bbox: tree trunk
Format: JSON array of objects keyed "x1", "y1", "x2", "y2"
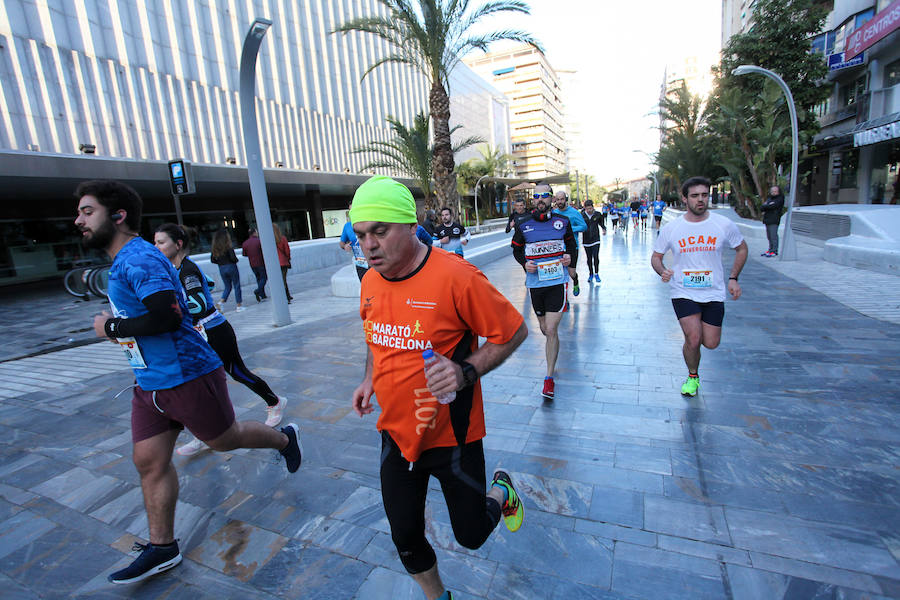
[{"x1": 430, "y1": 80, "x2": 458, "y2": 211}]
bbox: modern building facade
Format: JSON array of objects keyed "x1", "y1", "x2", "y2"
[
  {"x1": 721, "y1": 0, "x2": 899, "y2": 206},
  {"x1": 807, "y1": 0, "x2": 900, "y2": 205},
  {"x1": 464, "y1": 44, "x2": 567, "y2": 180},
  {"x1": 0, "y1": 0, "x2": 509, "y2": 285},
  {"x1": 556, "y1": 68, "x2": 588, "y2": 184}
]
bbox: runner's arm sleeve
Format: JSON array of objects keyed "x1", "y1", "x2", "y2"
[
  {"x1": 564, "y1": 224, "x2": 577, "y2": 257},
  {"x1": 104, "y1": 290, "x2": 184, "y2": 337},
  {"x1": 571, "y1": 211, "x2": 587, "y2": 233},
  {"x1": 510, "y1": 227, "x2": 526, "y2": 267}
]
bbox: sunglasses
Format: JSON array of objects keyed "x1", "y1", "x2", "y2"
[{"x1": 533, "y1": 192, "x2": 552, "y2": 199}]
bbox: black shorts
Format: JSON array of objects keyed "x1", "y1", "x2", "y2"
[
  {"x1": 654, "y1": 215, "x2": 662, "y2": 223},
  {"x1": 671, "y1": 298, "x2": 725, "y2": 327},
  {"x1": 530, "y1": 284, "x2": 566, "y2": 316}
]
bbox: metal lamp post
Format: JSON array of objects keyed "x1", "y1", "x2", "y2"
[
  {"x1": 474, "y1": 174, "x2": 490, "y2": 233},
  {"x1": 732, "y1": 65, "x2": 798, "y2": 261},
  {"x1": 240, "y1": 18, "x2": 291, "y2": 326}
]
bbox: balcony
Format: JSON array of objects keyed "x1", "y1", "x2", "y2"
[{"x1": 865, "y1": 84, "x2": 900, "y2": 120}]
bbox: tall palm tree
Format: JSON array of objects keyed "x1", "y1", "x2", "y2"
[
  {"x1": 353, "y1": 111, "x2": 482, "y2": 205},
  {"x1": 334, "y1": 0, "x2": 540, "y2": 208}
]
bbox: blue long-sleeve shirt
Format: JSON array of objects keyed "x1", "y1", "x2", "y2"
[{"x1": 552, "y1": 206, "x2": 586, "y2": 247}]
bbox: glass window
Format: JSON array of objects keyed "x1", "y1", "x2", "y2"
[
  {"x1": 885, "y1": 58, "x2": 900, "y2": 88},
  {"x1": 855, "y1": 8, "x2": 875, "y2": 28},
  {"x1": 840, "y1": 149, "x2": 859, "y2": 189}
]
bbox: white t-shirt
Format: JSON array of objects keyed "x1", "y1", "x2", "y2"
[{"x1": 653, "y1": 212, "x2": 744, "y2": 302}]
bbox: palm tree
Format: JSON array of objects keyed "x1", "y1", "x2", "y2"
[
  {"x1": 334, "y1": 0, "x2": 540, "y2": 208},
  {"x1": 353, "y1": 111, "x2": 482, "y2": 205}
]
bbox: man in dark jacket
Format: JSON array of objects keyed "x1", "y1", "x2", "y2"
[
  {"x1": 241, "y1": 228, "x2": 267, "y2": 300},
  {"x1": 760, "y1": 186, "x2": 785, "y2": 257}
]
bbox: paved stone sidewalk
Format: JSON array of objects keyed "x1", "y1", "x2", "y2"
[{"x1": 0, "y1": 229, "x2": 898, "y2": 599}]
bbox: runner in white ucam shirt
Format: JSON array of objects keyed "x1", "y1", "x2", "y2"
[{"x1": 651, "y1": 176, "x2": 748, "y2": 397}]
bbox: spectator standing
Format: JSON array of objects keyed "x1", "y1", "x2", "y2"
[
  {"x1": 274, "y1": 224, "x2": 293, "y2": 302},
  {"x1": 241, "y1": 228, "x2": 267, "y2": 302},
  {"x1": 760, "y1": 185, "x2": 785, "y2": 257},
  {"x1": 210, "y1": 228, "x2": 244, "y2": 312}
]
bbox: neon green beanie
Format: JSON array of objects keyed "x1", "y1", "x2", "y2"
[{"x1": 349, "y1": 176, "x2": 417, "y2": 224}]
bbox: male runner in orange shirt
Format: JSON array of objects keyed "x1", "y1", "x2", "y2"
[{"x1": 350, "y1": 176, "x2": 528, "y2": 600}]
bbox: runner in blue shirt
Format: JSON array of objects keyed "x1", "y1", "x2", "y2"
[
  {"x1": 639, "y1": 202, "x2": 649, "y2": 230},
  {"x1": 340, "y1": 209, "x2": 369, "y2": 281},
  {"x1": 552, "y1": 191, "x2": 587, "y2": 296},
  {"x1": 653, "y1": 194, "x2": 667, "y2": 234},
  {"x1": 75, "y1": 180, "x2": 303, "y2": 586}
]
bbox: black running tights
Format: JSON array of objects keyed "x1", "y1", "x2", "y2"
[
  {"x1": 585, "y1": 244, "x2": 600, "y2": 276},
  {"x1": 380, "y1": 432, "x2": 501, "y2": 574},
  {"x1": 204, "y1": 321, "x2": 279, "y2": 406}
]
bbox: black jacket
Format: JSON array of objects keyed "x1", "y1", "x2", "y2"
[
  {"x1": 581, "y1": 210, "x2": 605, "y2": 245},
  {"x1": 761, "y1": 194, "x2": 785, "y2": 225}
]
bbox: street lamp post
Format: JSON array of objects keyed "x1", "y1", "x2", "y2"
[
  {"x1": 240, "y1": 18, "x2": 290, "y2": 326},
  {"x1": 732, "y1": 65, "x2": 798, "y2": 261},
  {"x1": 474, "y1": 174, "x2": 490, "y2": 233}
]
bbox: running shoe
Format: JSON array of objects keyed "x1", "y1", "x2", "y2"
[
  {"x1": 176, "y1": 437, "x2": 207, "y2": 456},
  {"x1": 541, "y1": 377, "x2": 554, "y2": 400},
  {"x1": 108, "y1": 541, "x2": 182, "y2": 584},
  {"x1": 573, "y1": 283, "x2": 580, "y2": 296},
  {"x1": 760, "y1": 251, "x2": 769, "y2": 256},
  {"x1": 681, "y1": 375, "x2": 700, "y2": 397},
  {"x1": 254, "y1": 290, "x2": 261, "y2": 303},
  {"x1": 280, "y1": 423, "x2": 303, "y2": 473},
  {"x1": 266, "y1": 396, "x2": 287, "y2": 427},
  {"x1": 235, "y1": 306, "x2": 246, "y2": 312},
  {"x1": 492, "y1": 470, "x2": 524, "y2": 532}
]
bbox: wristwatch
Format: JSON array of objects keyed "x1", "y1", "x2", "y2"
[{"x1": 459, "y1": 361, "x2": 478, "y2": 387}]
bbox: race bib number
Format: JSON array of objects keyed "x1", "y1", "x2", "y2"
[
  {"x1": 525, "y1": 239, "x2": 564, "y2": 258},
  {"x1": 117, "y1": 337, "x2": 147, "y2": 369},
  {"x1": 193, "y1": 324, "x2": 208, "y2": 341},
  {"x1": 683, "y1": 270, "x2": 713, "y2": 288},
  {"x1": 538, "y1": 259, "x2": 564, "y2": 281},
  {"x1": 352, "y1": 246, "x2": 368, "y2": 268}
]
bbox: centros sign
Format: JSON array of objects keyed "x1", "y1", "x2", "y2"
[{"x1": 845, "y1": 0, "x2": 900, "y2": 60}]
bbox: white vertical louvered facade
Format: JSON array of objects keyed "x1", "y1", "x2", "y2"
[{"x1": 0, "y1": 0, "x2": 508, "y2": 172}]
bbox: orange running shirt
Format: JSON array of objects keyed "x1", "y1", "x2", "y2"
[{"x1": 360, "y1": 247, "x2": 524, "y2": 462}]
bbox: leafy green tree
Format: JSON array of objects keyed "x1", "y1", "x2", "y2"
[
  {"x1": 655, "y1": 82, "x2": 724, "y2": 192},
  {"x1": 352, "y1": 111, "x2": 481, "y2": 206},
  {"x1": 456, "y1": 144, "x2": 514, "y2": 218},
  {"x1": 334, "y1": 0, "x2": 540, "y2": 209}
]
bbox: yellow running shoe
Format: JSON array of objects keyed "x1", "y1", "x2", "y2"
[
  {"x1": 681, "y1": 375, "x2": 700, "y2": 397},
  {"x1": 492, "y1": 470, "x2": 524, "y2": 532}
]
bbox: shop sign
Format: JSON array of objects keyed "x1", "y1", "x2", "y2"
[
  {"x1": 827, "y1": 51, "x2": 865, "y2": 71},
  {"x1": 845, "y1": 0, "x2": 900, "y2": 60},
  {"x1": 853, "y1": 120, "x2": 900, "y2": 147}
]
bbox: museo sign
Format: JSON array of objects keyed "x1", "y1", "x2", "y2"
[
  {"x1": 853, "y1": 120, "x2": 900, "y2": 147},
  {"x1": 845, "y1": 0, "x2": 900, "y2": 60}
]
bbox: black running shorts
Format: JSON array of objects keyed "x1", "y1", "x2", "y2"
[
  {"x1": 671, "y1": 298, "x2": 725, "y2": 327},
  {"x1": 530, "y1": 284, "x2": 566, "y2": 316}
]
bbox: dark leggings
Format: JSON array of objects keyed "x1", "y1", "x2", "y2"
[
  {"x1": 380, "y1": 432, "x2": 501, "y2": 574},
  {"x1": 280, "y1": 266, "x2": 291, "y2": 299},
  {"x1": 204, "y1": 321, "x2": 278, "y2": 407},
  {"x1": 584, "y1": 244, "x2": 600, "y2": 275}
]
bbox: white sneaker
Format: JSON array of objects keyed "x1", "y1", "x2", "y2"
[
  {"x1": 176, "y1": 437, "x2": 208, "y2": 456},
  {"x1": 215, "y1": 301, "x2": 225, "y2": 312},
  {"x1": 235, "y1": 306, "x2": 246, "y2": 313},
  {"x1": 265, "y1": 396, "x2": 287, "y2": 427}
]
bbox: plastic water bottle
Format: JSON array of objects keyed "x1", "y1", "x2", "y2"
[{"x1": 422, "y1": 349, "x2": 455, "y2": 404}]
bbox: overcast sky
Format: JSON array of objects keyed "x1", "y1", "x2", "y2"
[{"x1": 477, "y1": 0, "x2": 722, "y2": 185}]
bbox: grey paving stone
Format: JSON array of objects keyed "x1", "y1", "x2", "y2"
[
  {"x1": 727, "y1": 507, "x2": 900, "y2": 578},
  {"x1": 611, "y1": 541, "x2": 727, "y2": 600},
  {"x1": 2, "y1": 230, "x2": 900, "y2": 598}
]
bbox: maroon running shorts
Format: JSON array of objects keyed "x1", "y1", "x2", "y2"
[{"x1": 131, "y1": 367, "x2": 235, "y2": 443}]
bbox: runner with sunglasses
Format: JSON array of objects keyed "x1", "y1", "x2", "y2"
[{"x1": 511, "y1": 182, "x2": 577, "y2": 400}]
